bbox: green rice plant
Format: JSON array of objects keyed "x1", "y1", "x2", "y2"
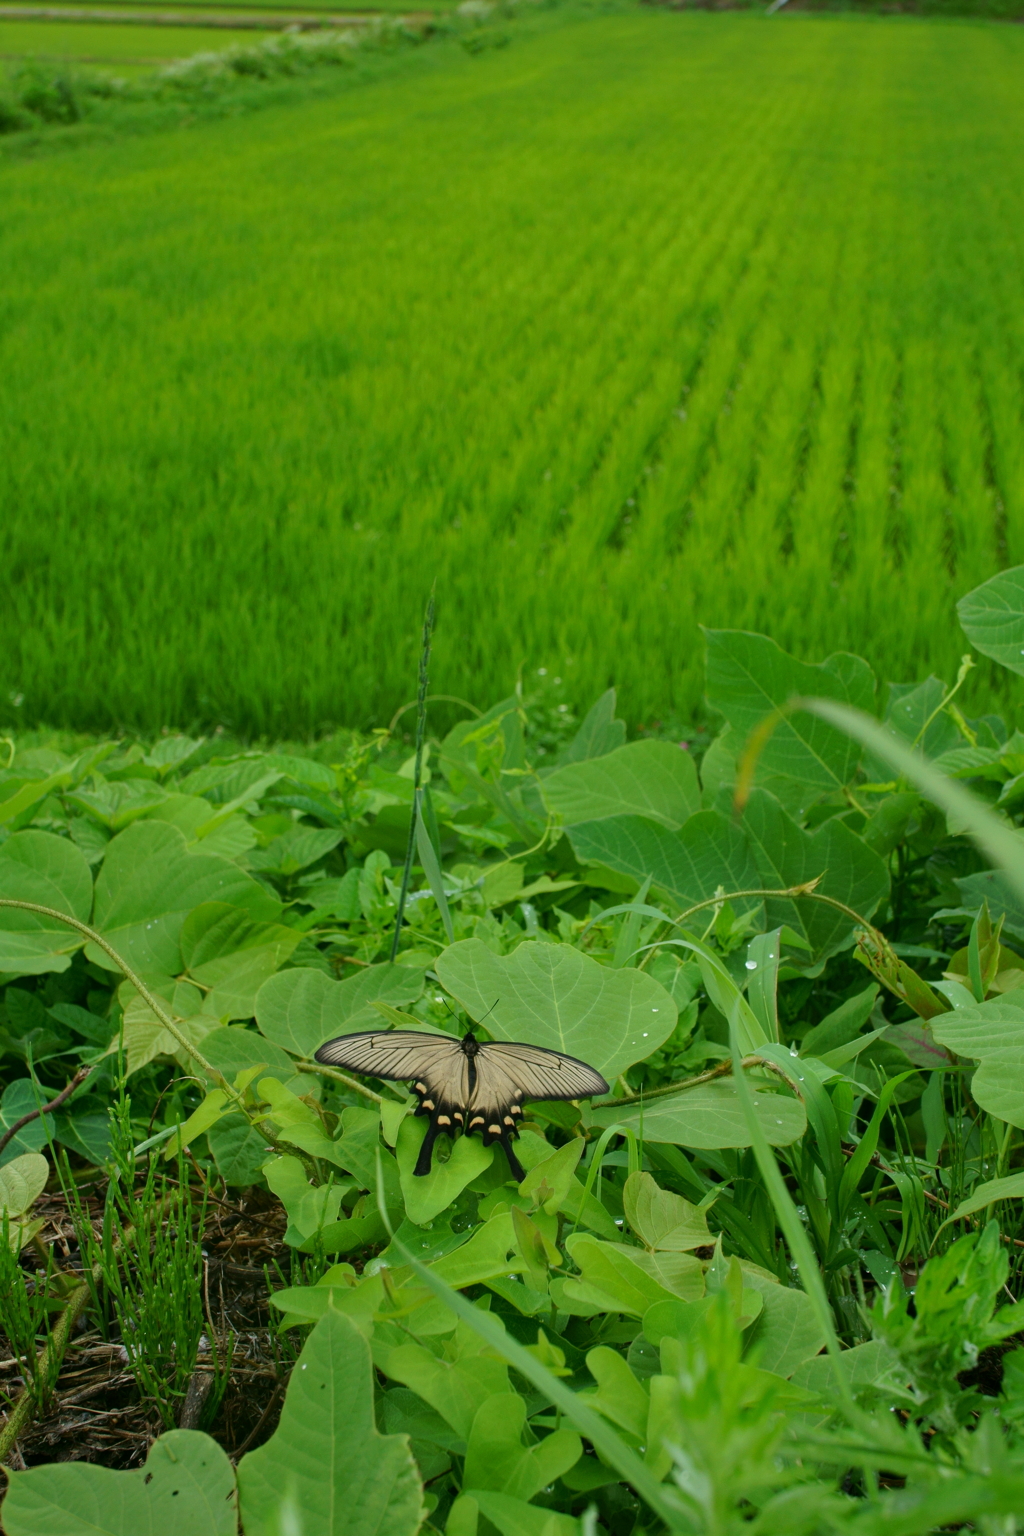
[{"x1": 2, "y1": 8, "x2": 1024, "y2": 731}]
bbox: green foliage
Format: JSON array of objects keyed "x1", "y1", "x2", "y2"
[
  {"x1": 8, "y1": 569, "x2": 1024, "y2": 1531},
  {"x1": 236, "y1": 1312, "x2": 424, "y2": 1536},
  {"x1": 0, "y1": 1430, "x2": 237, "y2": 1535}
]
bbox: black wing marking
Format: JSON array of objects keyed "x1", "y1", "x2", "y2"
[
  {"x1": 313, "y1": 1030, "x2": 607, "y2": 1184},
  {"x1": 463, "y1": 1043, "x2": 609, "y2": 1184},
  {"x1": 314, "y1": 1029, "x2": 475, "y2": 1176}
]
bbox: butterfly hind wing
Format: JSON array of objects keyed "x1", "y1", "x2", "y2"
[{"x1": 465, "y1": 1043, "x2": 608, "y2": 1183}]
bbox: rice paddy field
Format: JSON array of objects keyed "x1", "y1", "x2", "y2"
[{"x1": 3, "y1": 4, "x2": 1024, "y2": 735}]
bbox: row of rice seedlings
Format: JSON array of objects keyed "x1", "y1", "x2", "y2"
[{"x1": 3, "y1": 12, "x2": 1024, "y2": 730}]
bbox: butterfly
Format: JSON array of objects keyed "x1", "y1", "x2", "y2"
[{"x1": 314, "y1": 1028, "x2": 609, "y2": 1181}]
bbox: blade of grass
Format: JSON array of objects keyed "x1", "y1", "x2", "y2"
[{"x1": 796, "y1": 697, "x2": 1024, "y2": 900}]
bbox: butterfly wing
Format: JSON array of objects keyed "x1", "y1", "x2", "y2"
[
  {"x1": 477, "y1": 1042, "x2": 609, "y2": 1103},
  {"x1": 464, "y1": 1042, "x2": 610, "y2": 1182},
  {"x1": 313, "y1": 1030, "x2": 472, "y2": 1177}
]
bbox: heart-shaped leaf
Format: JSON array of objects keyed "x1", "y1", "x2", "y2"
[
  {"x1": 255, "y1": 964, "x2": 424, "y2": 1058},
  {"x1": 622, "y1": 1171, "x2": 711, "y2": 1251},
  {"x1": 435, "y1": 939, "x2": 675, "y2": 1080},
  {"x1": 237, "y1": 1310, "x2": 423, "y2": 1536},
  {"x1": 930, "y1": 997, "x2": 1024, "y2": 1126},
  {"x1": 741, "y1": 790, "x2": 889, "y2": 960},
  {"x1": 0, "y1": 830, "x2": 92, "y2": 979},
  {"x1": 0, "y1": 1152, "x2": 49, "y2": 1218},
  {"x1": 568, "y1": 810, "x2": 761, "y2": 917},
  {"x1": 540, "y1": 741, "x2": 699, "y2": 830},
  {"x1": 91, "y1": 821, "x2": 279, "y2": 977},
  {"x1": 958, "y1": 564, "x2": 1024, "y2": 676},
  {"x1": 0, "y1": 1429, "x2": 236, "y2": 1535},
  {"x1": 705, "y1": 629, "x2": 875, "y2": 792},
  {"x1": 395, "y1": 1114, "x2": 494, "y2": 1226}
]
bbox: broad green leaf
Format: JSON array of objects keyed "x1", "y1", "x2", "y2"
[
  {"x1": 939, "y1": 1171, "x2": 1024, "y2": 1233},
  {"x1": 66, "y1": 779, "x2": 170, "y2": 832},
  {"x1": 541, "y1": 740, "x2": 699, "y2": 831},
  {"x1": 463, "y1": 1393, "x2": 581, "y2": 1499},
  {"x1": 930, "y1": 998, "x2": 1024, "y2": 1126},
  {"x1": 90, "y1": 821, "x2": 279, "y2": 976},
  {"x1": 0, "y1": 1429, "x2": 236, "y2": 1536},
  {"x1": 622, "y1": 1171, "x2": 711, "y2": 1251},
  {"x1": 567, "y1": 810, "x2": 761, "y2": 917},
  {"x1": 202, "y1": 1024, "x2": 307, "y2": 1090},
  {"x1": 958, "y1": 564, "x2": 1024, "y2": 676},
  {"x1": 53, "y1": 1111, "x2": 112, "y2": 1168},
  {"x1": 268, "y1": 1270, "x2": 361, "y2": 1323},
  {"x1": 642, "y1": 1292, "x2": 762, "y2": 1346},
  {"x1": 705, "y1": 629, "x2": 875, "y2": 791},
  {"x1": 590, "y1": 1077, "x2": 806, "y2": 1149},
  {"x1": 469, "y1": 1492, "x2": 579, "y2": 1536},
  {"x1": 435, "y1": 939, "x2": 675, "y2": 1080},
  {"x1": 866, "y1": 678, "x2": 961, "y2": 772},
  {"x1": 559, "y1": 688, "x2": 626, "y2": 764},
  {"x1": 257, "y1": 1079, "x2": 352, "y2": 1170},
  {"x1": 518, "y1": 1138, "x2": 583, "y2": 1214},
  {"x1": 180, "y1": 902, "x2": 302, "y2": 1021},
  {"x1": 425, "y1": 1214, "x2": 517, "y2": 1289},
  {"x1": 790, "y1": 1340, "x2": 909, "y2": 1403},
  {"x1": 0, "y1": 1151, "x2": 48, "y2": 1216},
  {"x1": 237, "y1": 1311, "x2": 423, "y2": 1536},
  {"x1": 0, "y1": 830, "x2": 92, "y2": 977},
  {"x1": 0, "y1": 767, "x2": 75, "y2": 828},
  {"x1": 585, "y1": 1345, "x2": 649, "y2": 1437},
  {"x1": 383, "y1": 1340, "x2": 512, "y2": 1439},
  {"x1": 741, "y1": 789, "x2": 889, "y2": 959},
  {"x1": 335, "y1": 1105, "x2": 386, "y2": 1189},
  {"x1": 255, "y1": 963, "x2": 423, "y2": 1058},
  {"x1": 561, "y1": 1234, "x2": 680, "y2": 1317},
  {"x1": 263, "y1": 1152, "x2": 346, "y2": 1241},
  {"x1": 740, "y1": 1272, "x2": 827, "y2": 1378},
  {"x1": 258, "y1": 752, "x2": 339, "y2": 794},
  {"x1": 396, "y1": 1114, "x2": 494, "y2": 1226},
  {"x1": 956, "y1": 869, "x2": 1024, "y2": 941},
  {"x1": 247, "y1": 825, "x2": 344, "y2": 877},
  {"x1": 0, "y1": 1080, "x2": 55, "y2": 1166},
  {"x1": 207, "y1": 1115, "x2": 270, "y2": 1186},
  {"x1": 613, "y1": 1245, "x2": 704, "y2": 1300},
  {"x1": 113, "y1": 1011, "x2": 219, "y2": 1079},
  {"x1": 143, "y1": 734, "x2": 205, "y2": 775}
]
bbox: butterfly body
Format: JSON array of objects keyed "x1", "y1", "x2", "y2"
[{"x1": 313, "y1": 1028, "x2": 608, "y2": 1181}]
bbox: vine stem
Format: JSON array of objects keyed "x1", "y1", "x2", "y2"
[
  {"x1": 0, "y1": 900, "x2": 272, "y2": 1143},
  {"x1": 0, "y1": 1066, "x2": 93, "y2": 1159},
  {"x1": 670, "y1": 881, "x2": 877, "y2": 934}
]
